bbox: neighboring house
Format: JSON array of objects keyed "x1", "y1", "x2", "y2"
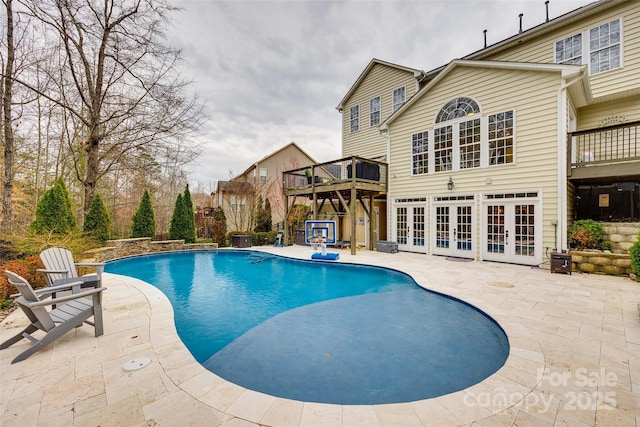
[
  {"x1": 287, "y1": 0, "x2": 639, "y2": 265},
  {"x1": 213, "y1": 142, "x2": 319, "y2": 232}
]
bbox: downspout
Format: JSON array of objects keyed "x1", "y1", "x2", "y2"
[{"x1": 556, "y1": 70, "x2": 584, "y2": 251}]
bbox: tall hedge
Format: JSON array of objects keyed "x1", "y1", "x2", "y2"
[
  {"x1": 212, "y1": 206, "x2": 227, "y2": 245},
  {"x1": 182, "y1": 185, "x2": 196, "y2": 243},
  {"x1": 29, "y1": 177, "x2": 76, "y2": 234},
  {"x1": 131, "y1": 190, "x2": 156, "y2": 239},
  {"x1": 83, "y1": 193, "x2": 111, "y2": 242},
  {"x1": 169, "y1": 193, "x2": 187, "y2": 241}
]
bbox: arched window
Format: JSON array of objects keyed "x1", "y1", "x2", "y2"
[{"x1": 436, "y1": 97, "x2": 480, "y2": 123}]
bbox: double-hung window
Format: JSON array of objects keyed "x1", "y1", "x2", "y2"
[
  {"x1": 488, "y1": 111, "x2": 514, "y2": 165},
  {"x1": 259, "y1": 167, "x2": 267, "y2": 183},
  {"x1": 350, "y1": 105, "x2": 359, "y2": 132},
  {"x1": 411, "y1": 132, "x2": 428, "y2": 175},
  {"x1": 392, "y1": 87, "x2": 405, "y2": 112},
  {"x1": 434, "y1": 126, "x2": 453, "y2": 172},
  {"x1": 459, "y1": 118, "x2": 481, "y2": 169},
  {"x1": 554, "y1": 18, "x2": 622, "y2": 74},
  {"x1": 555, "y1": 34, "x2": 582, "y2": 65},
  {"x1": 590, "y1": 19, "x2": 621, "y2": 74},
  {"x1": 370, "y1": 97, "x2": 380, "y2": 126}
]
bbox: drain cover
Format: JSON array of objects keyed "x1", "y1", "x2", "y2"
[{"x1": 123, "y1": 357, "x2": 152, "y2": 371}]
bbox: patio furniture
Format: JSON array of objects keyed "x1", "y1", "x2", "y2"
[
  {"x1": 38, "y1": 247, "x2": 104, "y2": 289},
  {"x1": 0, "y1": 270, "x2": 106, "y2": 364}
]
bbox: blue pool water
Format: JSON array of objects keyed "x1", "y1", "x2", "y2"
[{"x1": 106, "y1": 250, "x2": 509, "y2": 404}]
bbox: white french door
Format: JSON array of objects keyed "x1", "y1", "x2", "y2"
[
  {"x1": 432, "y1": 201, "x2": 474, "y2": 258},
  {"x1": 395, "y1": 202, "x2": 426, "y2": 253},
  {"x1": 483, "y1": 195, "x2": 541, "y2": 266}
]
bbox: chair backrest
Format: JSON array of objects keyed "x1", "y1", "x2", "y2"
[
  {"x1": 40, "y1": 247, "x2": 78, "y2": 282},
  {"x1": 5, "y1": 270, "x2": 56, "y2": 330}
]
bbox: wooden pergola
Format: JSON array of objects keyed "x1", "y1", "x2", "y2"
[{"x1": 282, "y1": 156, "x2": 388, "y2": 255}]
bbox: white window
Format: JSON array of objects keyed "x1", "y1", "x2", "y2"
[
  {"x1": 553, "y1": 18, "x2": 622, "y2": 74},
  {"x1": 350, "y1": 105, "x2": 359, "y2": 132},
  {"x1": 259, "y1": 167, "x2": 267, "y2": 183},
  {"x1": 231, "y1": 195, "x2": 246, "y2": 212},
  {"x1": 488, "y1": 111, "x2": 514, "y2": 165},
  {"x1": 392, "y1": 87, "x2": 405, "y2": 112},
  {"x1": 555, "y1": 34, "x2": 582, "y2": 65},
  {"x1": 434, "y1": 126, "x2": 453, "y2": 172},
  {"x1": 590, "y1": 19, "x2": 621, "y2": 74},
  {"x1": 410, "y1": 98, "x2": 516, "y2": 176},
  {"x1": 370, "y1": 96, "x2": 380, "y2": 126},
  {"x1": 459, "y1": 118, "x2": 481, "y2": 169},
  {"x1": 411, "y1": 132, "x2": 428, "y2": 175}
]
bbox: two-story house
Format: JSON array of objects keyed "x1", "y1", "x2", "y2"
[
  {"x1": 288, "y1": 0, "x2": 638, "y2": 264},
  {"x1": 213, "y1": 142, "x2": 319, "y2": 232}
]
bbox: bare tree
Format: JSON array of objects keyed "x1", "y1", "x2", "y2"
[
  {"x1": 1, "y1": 0, "x2": 16, "y2": 233},
  {"x1": 15, "y1": 0, "x2": 203, "y2": 214}
]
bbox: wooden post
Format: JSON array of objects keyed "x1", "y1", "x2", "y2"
[
  {"x1": 369, "y1": 193, "x2": 375, "y2": 250},
  {"x1": 351, "y1": 157, "x2": 357, "y2": 255}
]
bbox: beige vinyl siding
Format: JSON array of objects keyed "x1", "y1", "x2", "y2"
[
  {"x1": 482, "y1": 1, "x2": 639, "y2": 101},
  {"x1": 577, "y1": 95, "x2": 640, "y2": 129},
  {"x1": 342, "y1": 64, "x2": 417, "y2": 159},
  {"x1": 388, "y1": 66, "x2": 564, "y2": 257}
]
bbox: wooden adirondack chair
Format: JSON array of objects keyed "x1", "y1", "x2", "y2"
[
  {"x1": 38, "y1": 247, "x2": 104, "y2": 289},
  {"x1": 0, "y1": 270, "x2": 106, "y2": 364}
]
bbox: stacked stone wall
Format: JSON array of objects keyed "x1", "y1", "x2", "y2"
[
  {"x1": 83, "y1": 238, "x2": 219, "y2": 262},
  {"x1": 569, "y1": 222, "x2": 639, "y2": 277}
]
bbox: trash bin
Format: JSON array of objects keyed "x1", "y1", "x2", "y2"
[{"x1": 295, "y1": 229, "x2": 307, "y2": 245}]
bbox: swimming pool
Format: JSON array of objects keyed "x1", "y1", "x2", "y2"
[{"x1": 106, "y1": 250, "x2": 509, "y2": 404}]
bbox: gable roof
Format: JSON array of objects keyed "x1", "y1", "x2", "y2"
[
  {"x1": 415, "y1": 0, "x2": 623, "y2": 86},
  {"x1": 380, "y1": 59, "x2": 592, "y2": 129},
  {"x1": 234, "y1": 141, "x2": 318, "y2": 180},
  {"x1": 336, "y1": 58, "x2": 424, "y2": 111}
]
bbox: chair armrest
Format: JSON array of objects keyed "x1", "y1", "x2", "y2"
[
  {"x1": 75, "y1": 262, "x2": 105, "y2": 269},
  {"x1": 75, "y1": 263, "x2": 105, "y2": 280},
  {"x1": 34, "y1": 281, "x2": 86, "y2": 296},
  {"x1": 25, "y1": 287, "x2": 107, "y2": 308}
]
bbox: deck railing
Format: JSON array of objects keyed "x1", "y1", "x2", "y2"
[
  {"x1": 569, "y1": 120, "x2": 640, "y2": 167},
  {"x1": 283, "y1": 156, "x2": 387, "y2": 192}
]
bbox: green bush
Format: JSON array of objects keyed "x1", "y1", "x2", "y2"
[
  {"x1": 30, "y1": 177, "x2": 76, "y2": 234},
  {"x1": 84, "y1": 193, "x2": 111, "y2": 243},
  {"x1": 568, "y1": 219, "x2": 606, "y2": 250},
  {"x1": 131, "y1": 190, "x2": 156, "y2": 239},
  {"x1": 182, "y1": 185, "x2": 197, "y2": 243},
  {"x1": 212, "y1": 207, "x2": 227, "y2": 245},
  {"x1": 630, "y1": 232, "x2": 640, "y2": 277}
]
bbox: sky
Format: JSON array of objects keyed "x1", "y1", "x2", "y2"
[{"x1": 167, "y1": 0, "x2": 593, "y2": 189}]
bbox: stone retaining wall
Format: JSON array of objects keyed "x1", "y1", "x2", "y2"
[
  {"x1": 569, "y1": 250, "x2": 633, "y2": 276},
  {"x1": 566, "y1": 222, "x2": 638, "y2": 277},
  {"x1": 83, "y1": 238, "x2": 219, "y2": 262},
  {"x1": 601, "y1": 222, "x2": 639, "y2": 254}
]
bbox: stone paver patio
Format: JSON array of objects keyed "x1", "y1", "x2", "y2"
[{"x1": 1, "y1": 246, "x2": 639, "y2": 426}]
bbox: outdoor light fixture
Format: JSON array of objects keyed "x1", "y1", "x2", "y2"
[{"x1": 447, "y1": 176, "x2": 454, "y2": 190}]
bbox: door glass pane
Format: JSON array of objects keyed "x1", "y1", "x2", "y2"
[
  {"x1": 413, "y1": 207, "x2": 425, "y2": 247},
  {"x1": 515, "y1": 204, "x2": 535, "y2": 256},
  {"x1": 397, "y1": 207, "x2": 407, "y2": 245},
  {"x1": 487, "y1": 205, "x2": 505, "y2": 254},
  {"x1": 456, "y1": 206, "x2": 472, "y2": 251},
  {"x1": 436, "y1": 206, "x2": 450, "y2": 248}
]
